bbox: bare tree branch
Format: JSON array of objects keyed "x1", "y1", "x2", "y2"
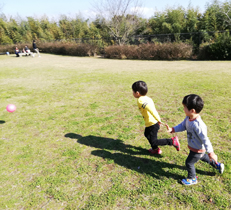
[
  {"x1": 91, "y1": 0, "x2": 143, "y2": 44},
  {"x1": 222, "y1": 7, "x2": 231, "y2": 24},
  {"x1": 217, "y1": 0, "x2": 231, "y2": 25}
]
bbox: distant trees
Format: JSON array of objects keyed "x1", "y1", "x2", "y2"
[
  {"x1": 0, "y1": 1, "x2": 231, "y2": 45},
  {"x1": 148, "y1": 7, "x2": 187, "y2": 34},
  {"x1": 0, "y1": 15, "x2": 102, "y2": 44},
  {"x1": 147, "y1": 3, "x2": 231, "y2": 35}
]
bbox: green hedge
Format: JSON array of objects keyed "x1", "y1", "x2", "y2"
[{"x1": 199, "y1": 33, "x2": 231, "y2": 60}]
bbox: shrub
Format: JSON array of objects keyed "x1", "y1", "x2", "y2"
[
  {"x1": 38, "y1": 42, "x2": 98, "y2": 56},
  {"x1": 0, "y1": 41, "x2": 192, "y2": 59},
  {"x1": 0, "y1": 43, "x2": 32, "y2": 54},
  {"x1": 198, "y1": 34, "x2": 231, "y2": 60},
  {"x1": 0, "y1": 41, "x2": 99, "y2": 57},
  {"x1": 103, "y1": 45, "x2": 124, "y2": 59},
  {"x1": 104, "y1": 42, "x2": 193, "y2": 60}
]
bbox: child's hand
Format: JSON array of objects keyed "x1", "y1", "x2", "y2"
[
  {"x1": 165, "y1": 124, "x2": 173, "y2": 133},
  {"x1": 158, "y1": 121, "x2": 165, "y2": 126},
  {"x1": 208, "y1": 152, "x2": 218, "y2": 163}
]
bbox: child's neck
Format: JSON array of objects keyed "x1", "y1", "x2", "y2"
[
  {"x1": 138, "y1": 95, "x2": 146, "y2": 98},
  {"x1": 189, "y1": 113, "x2": 199, "y2": 120}
]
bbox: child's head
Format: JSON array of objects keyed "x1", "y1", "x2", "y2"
[
  {"x1": 182, "y1": 94, "x2": 204, "y2": 114},
  {"x1": 132, "y1": 81, "x2": 148, "y2": 97}
]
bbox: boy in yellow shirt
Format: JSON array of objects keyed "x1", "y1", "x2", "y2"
[{"x1": 132, "y1": 81, "x2": 180, "y2": 154}]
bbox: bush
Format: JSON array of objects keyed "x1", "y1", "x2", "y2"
[
  {"x1": 198, "y1": 33, "x2": 231, "y2": 60},
  {"x1": 0, "y1": 41, "x2": 192, "y2": 59},
  {"x1": 0, "y1": 41, "x2": 99, "y2": 57},
  {"x1": 0, "y1": 43, "x2": 32, "y2": 54},
  {"x1": 38, "y1": 42, "x2": 98, "y2": 56},
  {"x1": 104, "y1": 42, "x2": 193, "y2": 60}
]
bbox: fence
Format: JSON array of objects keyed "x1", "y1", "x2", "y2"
[{"x1": 53, "y1": 30, "x2": 231, "y2": 50}]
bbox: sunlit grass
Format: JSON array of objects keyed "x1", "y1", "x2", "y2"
[{"x1": 0, "y1": 54, "x2": 230, "y2": 209}]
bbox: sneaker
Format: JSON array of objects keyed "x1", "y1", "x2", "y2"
[
  {"x1": 149, "y1": 148, "x2": 162, "y2": 154},
  {"x1": 181, "y1": 177, "x2": 198, "y2": 186},
  {"x1": 172, "y1": 136, "x2": 180, "y2": 151},
  {"x1": 216, "y1": 162, "x2": 224, "y2": 174}
]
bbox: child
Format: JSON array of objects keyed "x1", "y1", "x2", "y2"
[
  {"x1": 15, "y1": 46, "x2": 20, "y2": 57},
  {"x1": 166, "y1": 94, "x2": 224, "y2": 185},
  {"x1": 132, "y1": 81, "x2": 180, "y2": 154},
  {"x1": 25, "y1": 45, "x2": 30, "y2": 53},
  {"x1": 33, "y1": 40, "x2": 41, "y2": 57}
]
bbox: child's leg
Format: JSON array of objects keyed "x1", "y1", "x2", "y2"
[
  {"x1": 144, "y1": 123, "x2": 172, "y2": 150},
  {"x1": 35, "y1": 48, "x2": 40, "y2": 56},
  {"x1": 186, "y1": 150, "x2": 202, "y2": 179},
  {"x1": 200, "y1": 153, "x2": 217, "y2": 168},
  {"x1": 144, "y1": 124, "x2": 158, "y2": 150},
  {"x1": 200, "y1": 153, "x2": 224, "y2": 174}
]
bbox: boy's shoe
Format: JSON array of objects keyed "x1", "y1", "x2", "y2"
[
  {"x1": 149, "y1": 148, "x2": 162, "y2": 154},
  {"x1": 181, "y1": 177, "x2": 198, "y2": 186},
  {"x1": 216, "y1": 162, "x2": 224, "y2": 174},
  {"x1": 172, "y1": 136, "x2": 180, "y2": 151}
]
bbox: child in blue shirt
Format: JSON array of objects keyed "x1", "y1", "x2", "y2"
[{"x1": 166, "y1": 94, "x2": 224, "y2": 185}]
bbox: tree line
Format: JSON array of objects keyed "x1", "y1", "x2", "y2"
[{"x1": 0, "y1": 0, "x2": 231, "y2": 45}]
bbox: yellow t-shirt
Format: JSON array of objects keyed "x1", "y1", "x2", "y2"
[{"x1": 137, "y1": 96, "x2": 161, "y2": 127}]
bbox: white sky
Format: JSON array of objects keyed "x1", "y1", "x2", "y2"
[{"x1": 0, "y1": 0, "x2": 212, "y2": 20}]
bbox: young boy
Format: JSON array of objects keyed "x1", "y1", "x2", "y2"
[
  {"x1": 132, "y1": 81, "x2": 180, "y2": 154},
  {"x1": 33, "y1": 40, "x2": 41, "y2": 57},
  {"x1": 166, "y1": 94, "x2": 224, "y2": 185}
]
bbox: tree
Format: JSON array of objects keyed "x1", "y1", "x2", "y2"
[
  {"x1": 185, "y1": 6, "x2": 200, "y2": 32},
  {"x1": 92, "y1": 0, "x2": 143, "y2": 44},
  {"x1": 148, "y1": 7, "x2": 186, "y2": 34},
  {"x1": 219, "y1": 0, "x2": 231, "y2": 26},
  {"x1": 201, "y1": 0, "x2": 231, "y2": 31}
]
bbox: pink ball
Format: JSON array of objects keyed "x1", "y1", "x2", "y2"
[{"x1": 6, "y1": 104, "x2": 16, "y2": 113}]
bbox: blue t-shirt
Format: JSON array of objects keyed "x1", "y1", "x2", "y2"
[{"x1": 173, "y1": 116, "x2": 213, "y2": 153}]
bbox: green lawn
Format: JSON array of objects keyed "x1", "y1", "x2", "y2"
[{"x1": 0, "y1": 54, "x2": 230, "y2": 209}]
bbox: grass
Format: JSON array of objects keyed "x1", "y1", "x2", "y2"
[{"x1": 0, "y1": 54, "x2": 231, "y2": 209}]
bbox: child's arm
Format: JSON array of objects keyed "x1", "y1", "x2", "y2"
[
  {"x1": 165, "y1": 118, "x2": 187, "y2": 133},
  {"x1": 193, "y1": 125, "x2": 215, "y2": 160}
]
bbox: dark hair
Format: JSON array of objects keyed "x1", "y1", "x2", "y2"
[
  {"x1": 132, "y1": 81, "x2": 148, "y2": 95},
  {"x1": 182, "y1": 94, "x2": 204, "y2": 113}
]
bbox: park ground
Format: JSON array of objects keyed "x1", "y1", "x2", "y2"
[{"x1": 0, "y1": 54, "x2": 231, "y2": 209}]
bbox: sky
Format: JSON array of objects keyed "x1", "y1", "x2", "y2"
[{"x1": 0, "y1": 0, "x2": 212, "y2": 20}]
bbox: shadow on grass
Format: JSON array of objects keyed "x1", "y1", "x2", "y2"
[
  {"x1": 65, "y1": 133, "x2": 215, "y2": 180},
  {"x1": 65, "y1": 133, "x2": 148, "y2": 155},
  {"x1": 91, "y1": 149, "x2": 186, "y2": 181},
  {"x1": 0, "y1": 120, "x2": 5, "y2": 124}
]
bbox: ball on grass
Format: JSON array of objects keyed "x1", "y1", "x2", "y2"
[{"x1": 6, "y1": 104, "x2": 16, "y2": 113}]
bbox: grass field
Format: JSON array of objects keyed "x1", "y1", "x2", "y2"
[{"x1": 0, "y1": 54, "x2": 231, "y2": 209}]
